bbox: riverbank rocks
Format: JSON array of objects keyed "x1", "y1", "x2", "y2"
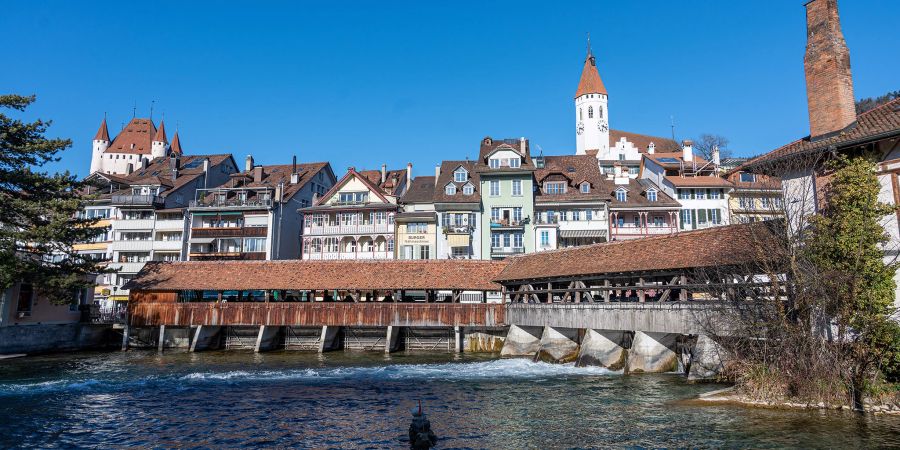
[{"x1": 687, "y1": 334, "x2": 726, "y2": 381}]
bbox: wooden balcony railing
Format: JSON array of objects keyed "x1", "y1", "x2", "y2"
[
  {"x1": 128, "y1": 302, "x2": 506, "y2": 327},
  {"x1": 191, "y1": 227, "x2": 268, "y2": 238}
]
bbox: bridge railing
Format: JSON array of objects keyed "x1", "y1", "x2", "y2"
[{"x1": 129, "y1": 302, "x2": 506, "y2": 328}]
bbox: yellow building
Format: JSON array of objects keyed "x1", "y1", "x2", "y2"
[{"x1": 725, "y1": 170, "x2": 784, "y2": 223}]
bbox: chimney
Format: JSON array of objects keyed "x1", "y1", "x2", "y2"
[
  {"x1": 245, "y1": 155, "x2": 254, "y2": 173},
  {"x1": 126, "y1": 163, "x2": 134, "y2": 175},
  {"x1": 381, "y1": 164, "x2": 387, "y2": 184},
  {"x1": 712, "y1": 146, "x2": 721, "y2": 167},
  {"x1": 681, "y1": 140, "x2": 693, "y2": 162},
  {"x1": 406, "y1": 162, "x2": 412, "y2": 192},
  {"x1": 434, "y1": 165, "x2": 440, "y2": 185},
  {"x1": 292, "y1": 155, "x2": 297, "y2": 174},
  {"x1": 519, "y1": 137, "x2": 526, "y2": 154},
  {"x1": 804, "y1": 0, "x2": 855, "y2": 138},
  {"x1": 275, "y1": 182, "x2": 284, "y2": 203},
  {"x1": 202, "y1": 158, "x2": 210, "y2": 173},
  {"x1": 290, "y1": 155, "x2": 299, "y2": 184},
  {"x1": 253, "y1": 166, "x2": 264, "y2": 183},
  {"x1": 647, "y1": 142, "x2": 655, "y2": 154}
]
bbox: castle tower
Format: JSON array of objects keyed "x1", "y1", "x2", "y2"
[
  {"x1": 574, "y1": 41, "x2": 609, "y2": 156},
  {"x1": 151, "y1": 120, "x2": 169, "y2": 159},
  {"x1": 804, "y1": 0, "x2": 855, "y2": 138},
  {"x1": 170, "y1": 131, "x2": 183, "y2": 155},
  {"x1": 90, "y1": 117, "x2": 110, "y2": 174}
]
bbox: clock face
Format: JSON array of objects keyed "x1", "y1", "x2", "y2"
[
  {"x1": 598, "y1": 122, "x2": 608, "y2": 133},
  {"x1": 577, "y1": 122, "x2": 584, "y2": 135}
]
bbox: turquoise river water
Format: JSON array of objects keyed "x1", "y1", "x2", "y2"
[{"x1": 0, "y1": 351, "x2": 898, "y2": 448}]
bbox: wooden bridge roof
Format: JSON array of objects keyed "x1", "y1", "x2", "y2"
[
  {"x1": 126, "y1": 259, "x2": 507, "y2": 292},
  {"x1": 495, "y1": 221, "x2": 780, "y2": 283}
]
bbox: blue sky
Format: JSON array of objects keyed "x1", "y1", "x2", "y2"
[{"x1": 3, "y1": 1, "x2": 898, "y2": 178}]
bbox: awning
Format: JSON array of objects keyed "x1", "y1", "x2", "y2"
[
  {"x1": 559, "y1": 229, "x2": 607, "y2": 239},
  {"x1": 447, "y1": 234, "x2": 471, "y2": 247},
  {"x1": 109, "y1": 295, "x2": 130, "y2": 302},
  {"x1": 189, "y1": 237, "x2": 216, "y2": 244}
]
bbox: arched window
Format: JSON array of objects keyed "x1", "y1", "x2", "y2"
[
  {"x1": 598, "y1": 107, "x2": 603, "y2": 118},
  {"x1": 579, "y1": 108, "x2": 583, "y2": 121},
  {"x1": 615, "y1": 188, "x2": 627, "y2": 202},
  {"x1": 588, "y1": 106, "x2": 594, "y2": 119}
]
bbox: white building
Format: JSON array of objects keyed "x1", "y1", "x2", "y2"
[
  {"x1": 89, "y1": 117, "x2": 183, "y2": 176},
  {"x1": 433, "y1": 160, "x2": 483, "y2": 259}
]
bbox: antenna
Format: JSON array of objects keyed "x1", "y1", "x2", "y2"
[
  {"x1": 132, "y1": 102, "x2": 136, "y2": 118},
  {"x1": 150, "y1": 100, "x2": 155, "y2": 120},
  {"x1": 670, "y1": 115, "x2": 676, "y2": 141},
  {"x1": 586, "y1": 32, "x2": 592, "y2": 56}
]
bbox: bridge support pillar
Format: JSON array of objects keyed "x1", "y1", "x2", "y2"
[
  {"x1": 255, "y1": 326, "x2": 283, "y2": 352},
  {"x1": 190, "y1": 326, "x2": 223, "y2": 352},
  {"x1": 576, "y1": 329, "x2": 631, "y2": 370},
  {"x1": 385, "y1": 326, "x2": 403, "y2": 353},
  {"x1": 626, "y1": 331, "x2": 678, "y2": 373},
  {"x1": 534, "y1": 327, "x2": 580, "y2": 363},
  {"x1": 688, "y1": 334, "x2": 726, "y2": 381},
  {"x1": 157, "y1": 325, "x2": 165, "y2": 352},
  {"x1": 318, "y1": 326, "x2": 342, "y2": 353},
  {"x1": 454, "y1": 326, "x2": 462, "y2": 353},
  {"x1": 500, "y1": 325, "x2": 542, "y2": 357}
]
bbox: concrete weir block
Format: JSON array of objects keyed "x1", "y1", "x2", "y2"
[
  {"x1": 626, "y1": 331, "x2": 678, "y2": 374},
  {"x1": 577, "y1": 330, "x2": 630, "y2": 370},
  {"x1": 500, "y1": 325, "x2": 542, "y2": 357},
  {"x1": 255, "y1": 326, "x2": 283, "y2": 352},
  {"x1": 534, "y1": 327, "x2": 580, "y2": 364},
  {"x1": 318, "y1": 326, "x2": 342, "y2": 353},
  {"x1": 462, "y1": 328, "x2": 506, "y2": 353},
  {"x1": 385, "y1": 326, "x2": 403, "y2": 353},
  {"x1": 190, "y1": 326, "x2": 222, "y2": 352},
  {"x1": 688, "y1": 334, "x2": 726, "y2": 381}
]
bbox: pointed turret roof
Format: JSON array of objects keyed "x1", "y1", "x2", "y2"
[
  {"x1": 94, "y1": 118, "x2": 110, "y2": 141},
  {"x1": 153, "y1": 120, "x2": 168, "y2": 144},
  {"x1": 574, "y1": 49, "x2": 607, "y2": 98},
  {"x1": 170, "y1": 131, "x2": 183, "y2": 155}
]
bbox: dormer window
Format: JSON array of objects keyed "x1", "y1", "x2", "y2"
[
  {"x1": 545, "y1": 181, "x2": 566, "y2": 195},
  {"x1": 509, "y1": 158, "x2": 521, "y2": 168},
  {"x1": 453, "y1": 167, "x2": 468, "y2": 182},
  {"x1": 647, "y1": 189, "x2": 658, "y2": 202},
  {"x1": 740, "y1": 172, "x2": 756, "y2": 183},
  {"x1": 445, "y1": 184, "x2": 457, "y2": 195},
  {"x1": 615, "y1": 187, "x2": 627, "y2": 202},
  {"x1": 489, "y1": 159, "x2": 500, "y2": 169},
  {"x1": 462, "y1": 183, "x2": 474, "y2": 195},
  {"x1": 580, "y1": 182, "x2": 590, "y2": 193}
]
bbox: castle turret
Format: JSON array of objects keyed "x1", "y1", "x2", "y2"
[
  {"x1": 170, "y1": 131, "x2": 183, "y2": 155},
  {"x1": 574, "y1": 39, "x2": 609, "y2": 157},
  {"x1": 90, "y1": 117, "x2": 110, "y2": 174},
  {"x1": 151, "y1": 120, "x2": 169, "y2": 159}
]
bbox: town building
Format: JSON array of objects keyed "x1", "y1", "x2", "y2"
[
  {"x1": 187, "y1": 156, "x2": 335, "y2": 261},
  {"x1": 724, "y1": 170, "x2": 784, "y2": 223},
  {"x1": 641, "y1": 141, "x2": 733, "y2": 231},
  {"x1": 89, "y1": 117, "x2": 183, "y2": 176},
  {"x1": 433, "y1": 160, "x2": 483, "y2": 259},
  {"x1": 532, "y1": 154, "x2": 609, "y2": 250},
  {"x1": 475, "y1": 137, "x2": 536, "y2": 259},
  {"x1": 604, "y1": 168, "x2": 681, "y2": 240},
  {"x1": 397, "y1": 175, "x2": 439, "y2": 260},
  {"x1": 300, "y1": 165, "x2": 411, "y2": 260}
]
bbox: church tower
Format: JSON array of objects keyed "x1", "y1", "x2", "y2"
[
  {"x1": 574, "y1": 40, "x2": 609, "y2": 156},
  {"x1": 90, "y1": 117, "x2": 110, "y2": 174}
]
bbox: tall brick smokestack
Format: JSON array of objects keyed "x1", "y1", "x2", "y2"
[{"x1": 804, "y1": 0, "x2": 855, "y2": 139}]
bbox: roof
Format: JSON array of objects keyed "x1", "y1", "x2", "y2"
[
  {"x1": 206, "y1": 162, "x2": 332, "y2": 203},
  {"x1": 112, "y1": 154, "x2": 233, "y2": 198},
  {"x1": 358, "y1": 168, "x2": 407, "y2": 196},
  {"x1": 645, "y1": 152, "x2": 711, "y2": 169},
  {"x1": 664, "y1": 175, "x2": 733, "y2": 188},
  {"x1": 745, "y1": 97, "x2": 900, "y2": 170},
  {"x1": 106, "y1": 118, "x2": 157, "y2": 155},
  {"x1": 126, "y1": 260, "x2": 508, "y2": 291},
  {"x1": 434, "y1": 160, "x2": 481, "y2": 204},
  {"x1": 313, "y1": 168, "x2": 395, "y2": 207},
  {"x1": 534, "y1": 155, "x2": 605, "y2": 203},
  {"x1": 475, "y1": 137, "x2": 535, "y2": 173},
  {"x1": 495, "y1": 221, "x2": 780, "y2": 282},
  {"x1": 170, "y1": 132, "x2": 183, "y2": 155},
  {"x1": 724, "y1": 170, "x2": 783, "y2": 190},
  {"x1": 154, "y1": 120, "x2": 168, "y2": 144},
  {"x1": 610, "y1": 130, "x2": 680, "y2": 153},
  {"x1": 94, "y1": 118, "x2": 110, "y2": 141},
  {"x1": 400, "y1": 176, "x2": 436, "y2": 204},
  {"x1": 575, "y1": 52, "x2": 607, "y2": 97},
  {"x1": 606, "y1": 178, "x2": 680, "y2": 209},
  {"x1": 395, "y1": 211, "x2": 437, "y2": 222}
]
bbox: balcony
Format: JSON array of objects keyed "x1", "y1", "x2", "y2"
[
  {"x1": 442, "y1": 225, "x2": 475, "y2": 234},
  {"x1": 108, "y1": 261, "x2": 147, "y2": 274},
  {"x1": 152, "y1": 240, "x2": 184, "y2": 251},
  {"x1": 191, "y1": 227, "x2": 268, "y2": 238},
  {"x1": 489, "y1": 219, "x2": 527, "y2": 229},
  {"x1": 189, "y1": 197, "x2": 272, "y2": 209},
  {"x1": 115, "y1": 219, "x2": 155, "y2": 230},
  {"x1": 303, "y1": 223, "x2": 393, "y2": 236},
  {"x1": 491, "y1": 246, "x2": 525, "y2": 256},
  {"x1": 189, "y1": 251, "x2": 267, "y2": 261},
  {"x1": 154, "y1": 219, "x2": 185, "y2": 230},
  {"x1": 109, "y1": 240, "x2": 154, "y2": 252},
  {"x1": 112, "y1": 195, "x2": 164, "y2": 207},
  {"x1": 305, "y1": 251, "x2": 393, "y2": 260}
]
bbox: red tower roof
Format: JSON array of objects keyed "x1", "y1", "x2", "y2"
[
  {"x1": 153, "y1": 120, "x2": 168, "y2": 144},
  {"x1": 94, "y1": 118, "x2": 110, "y2": 141},
  {"x1": 574, "y1": 51, "x2": 607, "y2": 98},
  {"x1": 170, "y1": 131, "x2": 183, "y2": 155}
]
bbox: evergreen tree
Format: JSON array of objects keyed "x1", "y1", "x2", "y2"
[{"x1": 0, "y1": 94, "x2": 108, "y2": 304}]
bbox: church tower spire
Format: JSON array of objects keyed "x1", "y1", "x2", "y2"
[
  {"x1": 90, "y1": 116, "x2": 110, "y2": 174},
  {"x1": 574, "y1": 36, "x2": 609, "y2": 157}
]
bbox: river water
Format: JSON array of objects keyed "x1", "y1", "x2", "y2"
[{"x1": 1, "y1": 351, "x2": 898, "y2": 448}]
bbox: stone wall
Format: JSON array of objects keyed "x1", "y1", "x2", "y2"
[{"x1": 0, "y1": 323, "x2": 114, "y2": 355}]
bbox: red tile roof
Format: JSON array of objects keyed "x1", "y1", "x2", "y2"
[
  {"x1": 495, "y1": 221, "x2": 780, "y2": 282},
  {"x1": 724, "y1": 170, "x2": 782, "y2": 190},
  {"x1": 127, "y1": 259, "x2": 508, "y2": 291},
  {"x1": 208, "y1": 162, "x2": 333, "y2": 203},
  {"x1": 534, "y1": 155, "x2": 605, "y2": 203},
  {"x1": 107, "y1": 118, "x2": 157, "y2": 155},
  {"x1": 575, "y1": 53, "x2": 607, "y2": 97},
  {"x1": 153, "y1": 120, "x2": 168, "y2": 144},
  {"x1": 664, "y1": 175, "x2": 733, "y2": 188},
  {"x1": 169, "y1": 132, "x2": 183, "y2": 155},
  {"x1": 433, "y1": 160, "x2": 480, "y2": 204},
  {"x1": 400, "y1": 176, "x2": 436, "y2": 204},
  {"x1": 94, "y1": 118, "x2": 110, "y2": 141}
]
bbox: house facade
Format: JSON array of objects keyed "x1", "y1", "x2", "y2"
[
  {"x1": 532, "y1": 155, "x2": 609, "y2": 251},
  {"x1": 301, "y1": 165, "x2": 410, "y2": 260},
  {"x1": 475, "y1": 137, "x2": 536, "y2": 259},
  {"x1": 605, "y1": 170, "x2": 681, "y2": 240},
  {"x1": 187, "y1": 156, "x2": 334, "y2": 261},
  {"x1": 397, "y1": 175, "x2": 439, "y2": 260},
  {"x1": 433, "y1": 161, "x2": 482, "y2": 259},
  {"x1": 724, "y1": 170, "x2": 784, "y2": 223}
]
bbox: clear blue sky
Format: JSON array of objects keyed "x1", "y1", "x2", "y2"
[{"x1": 3, "y1": 1, "x2": 898, "y2": 178}]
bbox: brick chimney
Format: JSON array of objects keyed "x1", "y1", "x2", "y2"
[{"x1": 804, "y1": 0, "x2": 855, "y2": 139}]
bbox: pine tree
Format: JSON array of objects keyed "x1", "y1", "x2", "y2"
[{"x1": 0, "y1": 95, "x2": 108, "y2": 304}]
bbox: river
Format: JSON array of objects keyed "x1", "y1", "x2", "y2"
[{"x1": 0, "y1": 351, "x2": 898, "y2": 448}]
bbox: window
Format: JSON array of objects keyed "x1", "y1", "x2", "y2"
[
  {"x1": 628, "y1": 166, "x2": 639, "y2": 175},
  {"x1": 503, "y1": 233, "x2": 511, "y2": 247},
  {"x1": 325, "y1": 237, "x2": 339, "y2": 252},
  {"x1": 633, "y1": 215, "x2": 641, "y2": 227},
  {"x1": 463, "y1": 184, "x2": 474, "y2": 195},
  {"x1": 243, "y1": 238, "x2": 266, "y2": 252},
  {"x1": 740, "y1": 172, "x2": 756, "y2": 183},
  {"x1": 678, "y1": 189, "x2": 692, "y2": 200},
  {"x1": 579, "y1": 108, "x2": 583, "y2": 120},
  {"x1": 387, "y1": 238, "x2": 394, "y2": 253},
  {"x1": 513, "y1": 207, "x2": 522, "y2": 223},
  {"x1": 647, "y1": 189, "x2": 657, "y2": 202},
  {"x1": 617, "y1": 216, "x2": 625, "y2": 227},
  {"x1": 698, "y1": 209, "x2": 708, "y2": 225},
  {"x1": 540, "y1": 230, "x2": 550, "y2": 247},
  {"x1": 681, "y1": 209, "x2": 693, "y2": 226},
  {"x1": 598, "y1": 106, "x2": 603, "y2": 118},
  {"x1": 513, "y1": 233, "x2": 523, "y2": 248},
  {"x1": 490, "y1": 180, "x2": 500, "y2": 196},
  {"x1": 710, "y1": 189, "x2": 721, "y2": 200},
  {"x1": 407, "y1": 222, "x2": 427, "y2": 234},
  {"x1": 338, "y1": 192, "x2": 368, "y2": 204},
  {"x1": 709, "y1": 209, "x2": 721, "y2": 224},
  {"x1": 588, "y1": 106, "x2": 594, "y2": 118},
  {"x1": 615, "y1": 188, "x2": 627, "y2": 202},
  {"x1": 695, "y1": 190, "x2": 706, "y2": 200},
  {"x1": 16, "y1": 283, "x2": 33, "y2": 317},
  {"x1": 580, "y1": 183, "x2": 590, "y2": 193},
  {"x1": 545, "y1": 182, "x2": 566, "y2": 195},
  {"x1": 509, "y1": 158, "x2": 521, "y2": 168},
  {"x1": 653, "y1": 216, "x2": 664, "y2": 227},
  {"x1": 586, "y1": 209, "x2": 593, "y2": 221},
  {"x1": 618, "y1": 154, "x2": 625, "y2": 161},
  {"x1": 489, "y1": 159, "x2": 500, "y2": 169},
  {"x1": 402, "y1": 245, "x2": 414, "y2": 260},
  {"x1": 419, "y1": 245, "x2": 430, "y2": 260},
  {"x1": 451, "y1": 247, "x2": 469, "y2": 258},
  {"x1": 761, "y1": 197, "x2": 771, "y2": 208},
  {"x1": 454, "y1": 168, "x2": 468, "y2": 182},
  {"x1": 491, "y1": 233, "x2": 501, "y2": 248},
  {"x1": 491, "y1": 208, "x2": 500, "y2": 222},
  {"x1": 739, "y1": 197, "x2": 750, "y2": 209},
  {"x1": 445, "y1": 184, "x2": 457, "y2": 195},
  {"x1": 512, "y1": 180, "x2": 522, "y2": 196}
]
